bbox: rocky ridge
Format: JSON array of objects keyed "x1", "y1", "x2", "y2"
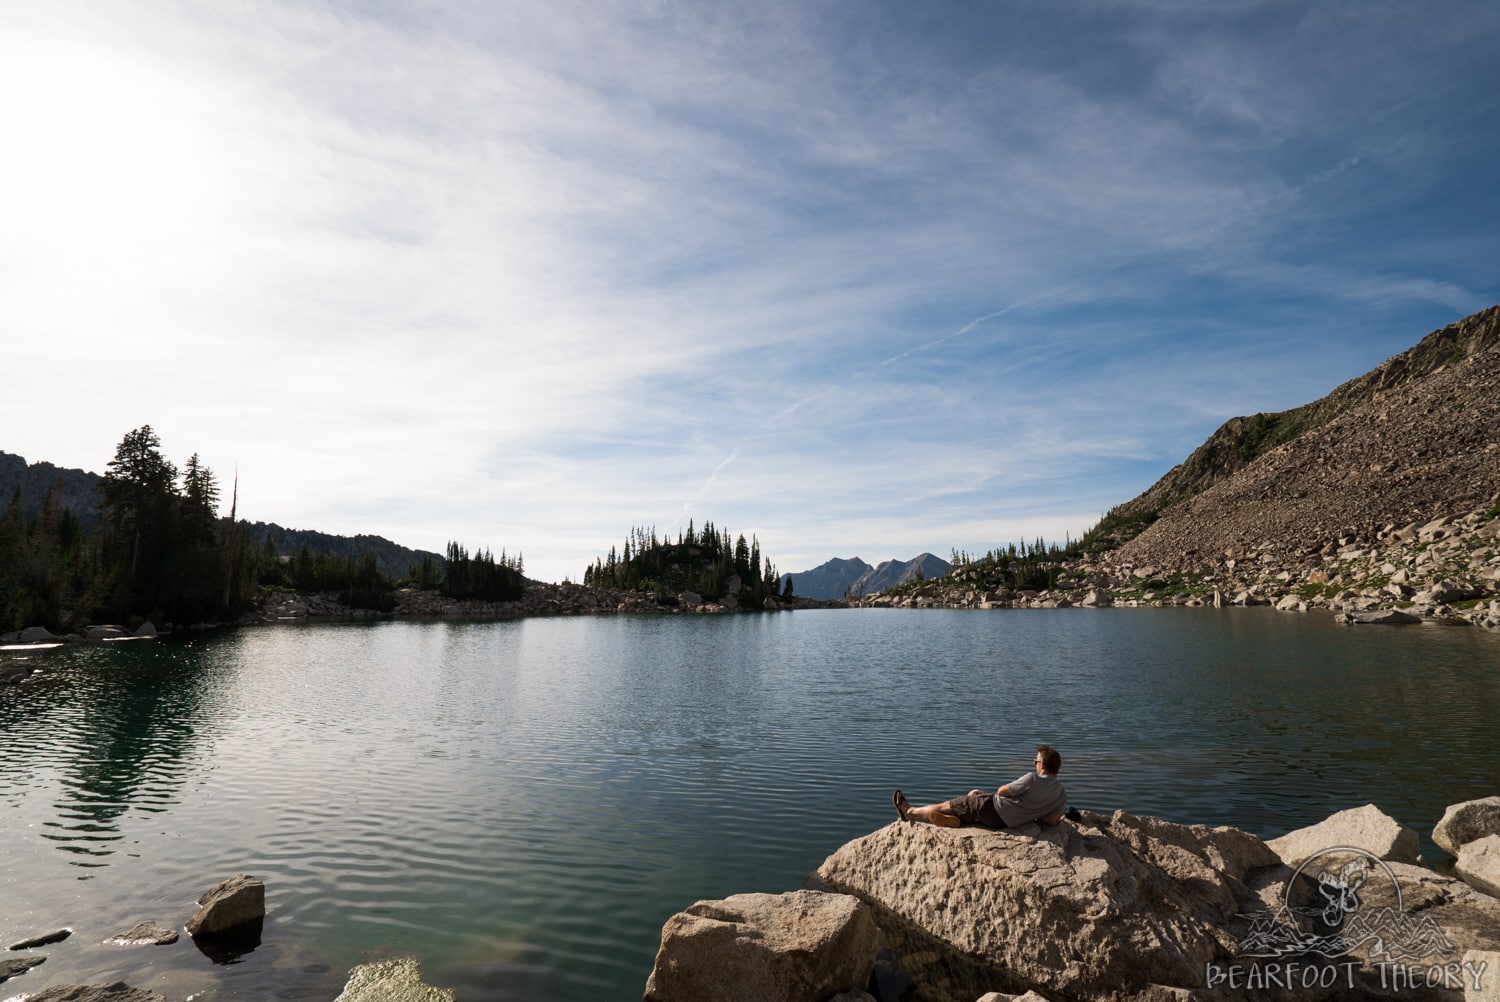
[
  {"x1": 1106, "y1": 306, "x2": 1500, "y2": 589},
  {"x1": 862, "y1": 306, "x2": 1500, "y2": 628},
  {"x1": 1093, "y1": 305, "x2": 1500, "y2": 552}
]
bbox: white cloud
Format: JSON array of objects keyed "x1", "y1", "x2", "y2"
[{"x1": 2, "y1": 0, "x2": 1496, "y2": 584}]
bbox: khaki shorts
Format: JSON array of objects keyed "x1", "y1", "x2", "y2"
[{"x1": 946, "y1": 792, "x2": 1006, "y2": 827}]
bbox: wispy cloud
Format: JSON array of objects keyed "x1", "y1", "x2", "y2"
[{"x1": 2, "y1": 0, "x2": 1497, "y2": 582}]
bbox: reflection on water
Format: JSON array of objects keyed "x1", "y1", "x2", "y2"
[
  {"x1": 2, "y1": 609, "x2": 1498, "y2": 1000},
  {"x1": 4, "y1": 644, "x2": 216, "y2": 864}
]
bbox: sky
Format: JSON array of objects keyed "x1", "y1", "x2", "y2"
[{"x1": 3, "y1": 1, "x2": 1499, "y2": 584}]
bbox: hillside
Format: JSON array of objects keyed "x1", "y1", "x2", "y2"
[
  {"x1": 1111, "y1": 305, "x2": 1500, "y2": 572},
  {"x1": 0, "y1": 450, "x2": 443, "y2": 581},
  {"x1": 862, "y1": 306, "x2": 1500, "y2": 626},
  {"x1": 0, "y1": 452, "x2": 101, "y2": 528}
]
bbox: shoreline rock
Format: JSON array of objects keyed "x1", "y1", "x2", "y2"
[
  {"x1": 650, "y1": 801, "x2": 1500, "y2": 1002},
  {"x1": 644, "y1": 890, "x2": 878, "y2": 1002},
  {"x1": 1263, "y1": 802, "x2": 1422, "y2": 866},
  {"x1": 1436, "y1": 798, "x2": 1500, "y2": 857},
  {"x1": 4, "y1": 499, "x2": 1496, "y2": 648},
  {"x1": 852, "y1": 502, "x2": 1500, "y2": 629}
]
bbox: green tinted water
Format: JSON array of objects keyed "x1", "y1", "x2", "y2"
[{"x1": 2, "y1": 609, "x2": 1496, "y2": 999}]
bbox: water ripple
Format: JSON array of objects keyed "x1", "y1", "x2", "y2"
[{"x1": 4, "y1": 613, "x2": 1500, "y2": 1000}]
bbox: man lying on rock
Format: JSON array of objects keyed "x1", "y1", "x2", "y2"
[{"x1": 893, "y1": 744, "x2": 1067, "y2": 828}]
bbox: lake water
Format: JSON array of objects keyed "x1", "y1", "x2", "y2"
[{"x1": 2, "y1": 608, "x2": 1498, "y2": 1000}]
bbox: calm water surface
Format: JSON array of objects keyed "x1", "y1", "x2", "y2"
[{"x1": 2, "y1": 609, "x2": 1498, "y2": 1000}]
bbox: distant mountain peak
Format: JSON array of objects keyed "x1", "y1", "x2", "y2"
[{"x1": 784, "y1": 553, "x2": 951, "y2": 600}]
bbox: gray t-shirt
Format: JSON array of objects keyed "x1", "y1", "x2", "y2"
[{"x1": 991, "y1": 771, "x2": 1067, "y2": 827}]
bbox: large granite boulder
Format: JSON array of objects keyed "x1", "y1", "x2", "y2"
[
  {"x1": 185, "y1": 874, "x2": 265, "y2": 937},
  {"x1": 1265, "y1": 804, "x2": 1421, "y2": 866},
  {"x1": 644, "y1": 890, "x2": 878, "y2": 1002},
  {"x1": 1436, "y1": 798, "x2": 1500, "y2": 857},
  {"x1": 1457, "y1": 836, "x2": 1500, "y2": 899},
  {"x1": 812, "y1": 810, "x2": 1500, "y2": 1002},
  {"x1": 814, "y1": 812, "x2": 1279, "y2": 1002}
]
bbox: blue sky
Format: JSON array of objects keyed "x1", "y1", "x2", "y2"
[{"x1": 3, "y1": 1, "x2": 1498, "y2": 583}]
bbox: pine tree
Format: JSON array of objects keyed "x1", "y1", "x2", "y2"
[{"x1": 99, "y1": 425, "x2": 180, "y2": 616}]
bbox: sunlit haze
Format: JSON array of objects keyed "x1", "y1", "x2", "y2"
[{"x1": 4, "y1": 2, "x2": 1498, "y2": 583}]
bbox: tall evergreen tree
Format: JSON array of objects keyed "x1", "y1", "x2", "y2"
[{"x1": 99, "y1": 425, "x2": 179, "y2": 616}]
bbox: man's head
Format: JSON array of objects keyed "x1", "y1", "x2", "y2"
[{"x1": 1035, "y1": 744, "x2": 1061, "y2": 775}]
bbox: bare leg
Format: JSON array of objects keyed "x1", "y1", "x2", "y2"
[
  {"x1": 894, "y1": 790, "x2": 963, "y2": 827},
  {"x1": 908, "y1": 802, "x2": 962, "y2": 827}
]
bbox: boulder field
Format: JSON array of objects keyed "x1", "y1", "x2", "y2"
[{"x1": 645, "y1": 800, "x2": 1500, "y2": 1002}]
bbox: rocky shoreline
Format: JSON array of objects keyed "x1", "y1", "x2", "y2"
[
  {"x1": 13, "y1": 801, "x2": 1498, "y2": 1001},
  {"x1": 646, "y1": 798, "x2": 1500, "y2": 1002},
  {"x1": 5, "y1": 500, "x2": 1497, "y2": 656},
  {"x1": 0, "y1": 584, "x2": 849, "y2": 668},
  {"x1": 858, "y1": 503, "x2": 1500, "y2": 630},
  {"x1": 0, "y1": 874, "x2": 457, "y2": 1002}
]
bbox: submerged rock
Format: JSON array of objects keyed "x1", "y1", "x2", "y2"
[
  {"x1": 1, "y1": 665, "x2": 40, "y2": 684},
  {"x1": 23, "y1": 985, "x2": 166, "y2": 1001},
  {"x1": 1335, "y1": 608, "x2": 1423, "y2": 624},
  {"x1": 333, "y1": 957, "x2": 455, "y2": 1002},
  {"x1": 106, "y1": 921, "x2": 179, "y2": 946}
]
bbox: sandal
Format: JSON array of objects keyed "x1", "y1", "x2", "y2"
[{"x1": 893, "y1": 790, "x2": 912, "y2": 822}]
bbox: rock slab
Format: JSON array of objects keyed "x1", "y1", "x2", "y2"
[
  {"x1": 1458, "y1": 836, "x2": 1500, "y2": 900},
  {"x1": 644, "y1": 889, "x2": 878, "y2": 1002},
  {"x1": 1264, "y1": 803, "x2": 1421, "y2": 866},
  {"x1": 1437, "y1": 798, "x2": 1500, "y2": 857},
  {"x1": 185, "y1": 874, "x2": 265, "y2": 936}
]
